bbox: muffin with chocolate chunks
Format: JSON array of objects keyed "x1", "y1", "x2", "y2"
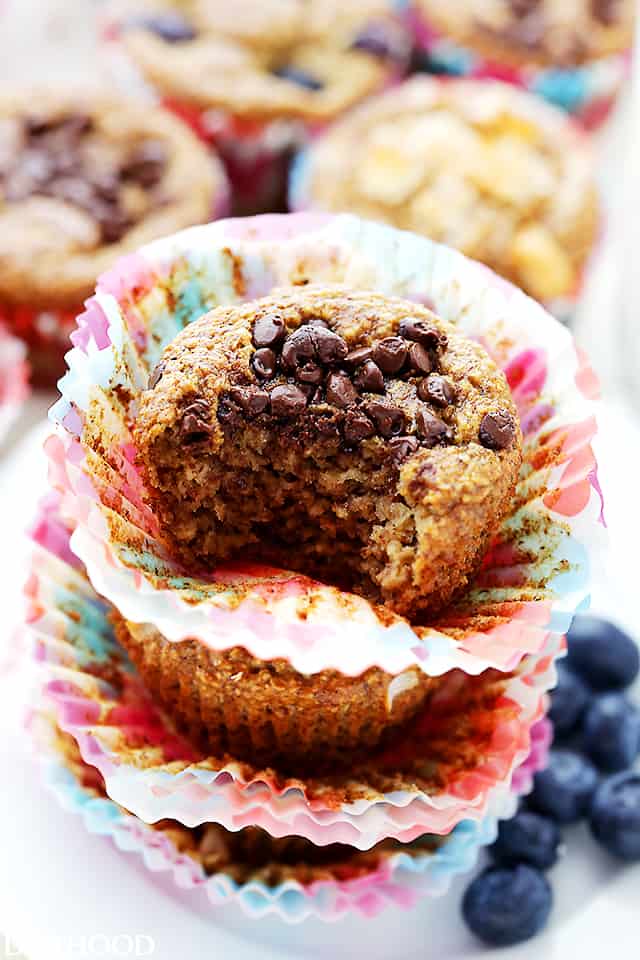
[{"x1": 136, "y1": 286, "x2": 522, "y2": 617}]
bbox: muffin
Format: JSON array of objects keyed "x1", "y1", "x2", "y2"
[
  {"x1": 408, "y1": 0, "x2": 635, "y2": 127},
  {"x1": 108, "y1": 0, "x2": 410, "y2": 213},
  {"x1": 292, "y1": 78, "x2": 598, "y2": 312},
  {"x1": 0, "y1": 92, "x2": 227, "y2": 384},
  {"x1": 135, "y1": 286, "x2": 522, "y2": 615}
]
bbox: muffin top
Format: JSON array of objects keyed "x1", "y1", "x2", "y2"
[
  {"x1": 135, "y1": 286, "x2": 522, "y2": 617},
  {"x1": 0, "y1": 93, "x2": 223, "y2": 308},
  {"x1": 114, "y1": 0, "x2": 409, "y2": 121},
  {"x1": 296, "y1": 78, "x2": 598, "y2": 304},
  {"x1": 415, "y1": 0, "x2": 635, "y2": 68}
]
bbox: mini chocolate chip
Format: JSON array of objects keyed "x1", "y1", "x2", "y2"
[
  {"x1": 252, "y1": 348, "x2": 277, "y2": 380},
  {"x1": 297, "y1": 361, "x2": 324, "y2": 385},
  {"x1": 216, "y1": 398, "x2": 242, "y2": 430},
  {"x1": 365, "y1": 400, "x2": 405, "y2": 438},
  {"x1": 420, "y1": 374, "x2": 457, "y2": 407},
  {"x1": 509, "y1": 0, "x2": 541, "y2": 16},
  {"x1": 354, "y1": 359, "x2": 384, "y2": 393},
  {"x1": 314, "y1": 413, "x2": 342, "y2": 438},
  {"x1": 399, "y1": 317, "x2": 447, "y2": 350},
  {"x1": 181, "y1": 399, "x2": 211, "y2": 442},
  {"x1": 272, "y1": 66, "x2": 324, "y2": 90},
  {"x1": 326, "y1": 371, "x2": 358, "y2": 408},
  {"x1": 388, "y1": 436, "x2": 419, "y2": 464},
  {"x1": 311, "y1": 327, "x2": 348, "y2": 365},
  {"x1": 415, "y1": 408, "x2": 450, "y2": 446},
  {"x1": 270, "y1": 383, "x2": 308, "y2": 418},
  {"x1": 591, "y1": 0, "x2": 620, "y2": 25},
  {"x1": 373, "y1": 337, "x2": 408, "y2": 375},
  {"x1": 253, "y1": 313, "x2": 286, "y2": 349},
  {"x1": 148, "y1": 361, "x2": 165, "y2": 389},
  {"x1": 298, "y1": 382, "x2": 320, "y2": 402},
  {"x1": 344, "y1": 346, "x2": 373, "y2": 369},
  {"x1": 281, "y1": 326, "x2": 315, "y2": 371},
  {"x1": 121, "y1": 140, "x2": 167, "y2": 188},
  {"x1": 132, "y1": 13, "x2": 196, "y2": 42},
  {"x1": 90, "y1": 172, "x2": 119, "y2": 202},
  {"x1": 343, "y1": 410, "x2": 375, "y2": 446},
  {"x1": 408, "y1": 343, "x2": 433, "y2": 376},
  {"x1": 479, "y1": 410, "x2": 516, "y2": 450},
  {"x1": 229, "y1": 386, "x2": 269, "y2": 418},
  {"x1": 97, "y1": 206, "x2": 132, "y2": 244}
]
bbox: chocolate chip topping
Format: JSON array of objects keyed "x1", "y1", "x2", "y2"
[
  {"x1": 0, "y1": 112, "x2": 168, "y2": 245},
  {"x1": 253, "y1": 313, "x2": 286, "y2": 349},
  {"x1": 591, "y1": 0, "x2": 620, "y2": 25},
  {"x1": 388, "y1": 436, "x2": 420, "y2": 464},
  {"x1": 408, "y1": 343, "x2": 433, "y2": 376},
  {"x1": 344, "y1": 346, "x2": 373, "y2": 368},
  {"x1": 354, "y1": 359, "x2": 385, "y2": 393},
  {"x1": 343, "y1": 410, "x2": 375, "y2": 446},
  {"x1": 373, "y1": 337, "x2": 408, "y2": 374},
  {"x1": 180, "y1": 399, "x2": 211, "y2": 442},
  {"x1": 270, "y1": 383, "x2": 308, "y2": 418},
  {"x1": 148, "y1": 360, "x2": 165, "y2": 389},
  {"x1": 415, "y1": 408, "x2": 451, "y2": 446},
  {"x1": 229, "y1": 386, "x2": 269, "y2": 418},
  {"x1": 311, "y1": 327, "x2": 349, "y2": 365},
  {"x1": 479, "y1": 410, "x2": 516, "y2": 450},
  {"x1": 365, "y1": 400, "x2": 405, "y2": 438},
  {"x1": 281, "y1": 326, "x2": 315, "y2": 372},
  {"x1": 399, "y1": 318, "x2": 447, "y2": 350},
  {"x1": 325, "y1": 371, "x2": 358, "y2": 408},
  {"x1": 252, "y1": 348, "x2": 278, "y2": 380},
  {"x1": 419, "y1": 374, "x2": 457, "y2": 408},
  {"x1": 297, "y1": 361, "x2": 324, "y2": 385},
  {"x1": 132, "y1": 13, "x2": 196, "y2": 42}
]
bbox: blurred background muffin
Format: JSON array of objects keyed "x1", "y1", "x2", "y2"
[
  {"x1": 106, "y1": 0, "x2": 410, "y2": 213},
  {"x1": 0, "y1": 91, "x2": 226, "y2": 385},
  {"x1": 291, "y1": 77, "x2": 599, "y2": 316},
  {"x1": 407, "y1": 0, "x2": 635, "y2": 128}
]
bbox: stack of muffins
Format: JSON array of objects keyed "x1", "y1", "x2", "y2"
[{"x1": 28, "y1": 212, "x2": 603, "y2": 921}]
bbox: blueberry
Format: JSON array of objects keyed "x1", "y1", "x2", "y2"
[
  {"x1": 566, "y1": 615, "x2": 639, "y2": 691},
  {"x1": 590, "y1": 772, "x2": 640, "y2": 861},
  {"x1": 272, "y1": 67, "x2": 324, "y2": 91},
  {"x1": 491, "y1": 810, "x2": 562, "y2": 870},
  {"x1": 462, "y1": 864, "x2": 552, "y2": 946},
  {"x1": 129, "y1": 14, "x2": 196, "y2": 43},
  {"x1": 583, "y1": 694, "x2": 640, "y2": 772},
  {"x1": 529, "y1": 749, "x2": 599, "y2": 823},
  {"x1": 549, "y1": 661, "x2": 591, "y2": 736}
]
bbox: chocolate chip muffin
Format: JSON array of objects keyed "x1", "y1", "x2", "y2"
[
  {"x1": 294, "y1": 78, "x2": 598, "y2": 307},
  {"x1": 413, "y1": 0, "x2": 635, "y2": 71},
  {"x1": 0, "y1": 92, "x2": 225, "y2": 383},
  {"x1": 135, "y1": 286, "x2": 522, "y2": 616}
]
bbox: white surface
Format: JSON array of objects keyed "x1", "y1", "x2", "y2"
[{"x1": 0, "y1": 401, "x2": 637, "y2": 960}]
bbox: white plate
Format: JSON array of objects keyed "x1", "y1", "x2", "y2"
[{"x1": 0, "y1": 400, "x2": 638, "y2": 960}]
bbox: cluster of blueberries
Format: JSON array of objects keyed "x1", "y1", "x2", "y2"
[{"x1": 462, "y1": 615, "x2": 640, "y2": 947}]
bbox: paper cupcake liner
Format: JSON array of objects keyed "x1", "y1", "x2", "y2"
[
  {"x1": 47, "y1": 213, "x2": 602, "y2": 686},
  {"x1": 27, "y1": 492, "x2": 560, "y2": 846},
  {"x1": 29, "y1": 711, "x2": 550, "y2": 923},
  {"x1": 406, "y1": 6, "x2": 630, "y2": 130},
  {"x1": 0, "y1": 321, "x2": 29, "y2": 440}
]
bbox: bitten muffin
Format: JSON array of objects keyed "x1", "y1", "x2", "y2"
[
  {"x1": 0, "y1": 92, "x2": 225, "y2": 383},
  {"x1": 115, "y1": 617, "x2": 440, "y2": 771},
  {"x1": 109, "y1": 0, "x2": 409, "y2": 212},
  {"x1": 135, "y1": 286, "x2": 522, "y2": 616},
  {"x1": 409, "y1": 0, "x2": 635, "y2": 125},
  {"x1": 293, "y1": 78, "x2": 598, "y2": 307}
]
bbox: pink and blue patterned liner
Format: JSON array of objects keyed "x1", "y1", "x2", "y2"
[
  {"x1": 405, "y1": 3, "x2": 630, "y2": 129},
  {"x1": 46, "y1": 214, "x2": 604, "y2": 686},
  {"x1": 32, "y1": 712, "x2": 551, "y2": 923}
]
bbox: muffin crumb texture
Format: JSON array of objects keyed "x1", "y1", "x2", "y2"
[{"x1": 135, "y1": 286, "x2": 522, "y2": 618}]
